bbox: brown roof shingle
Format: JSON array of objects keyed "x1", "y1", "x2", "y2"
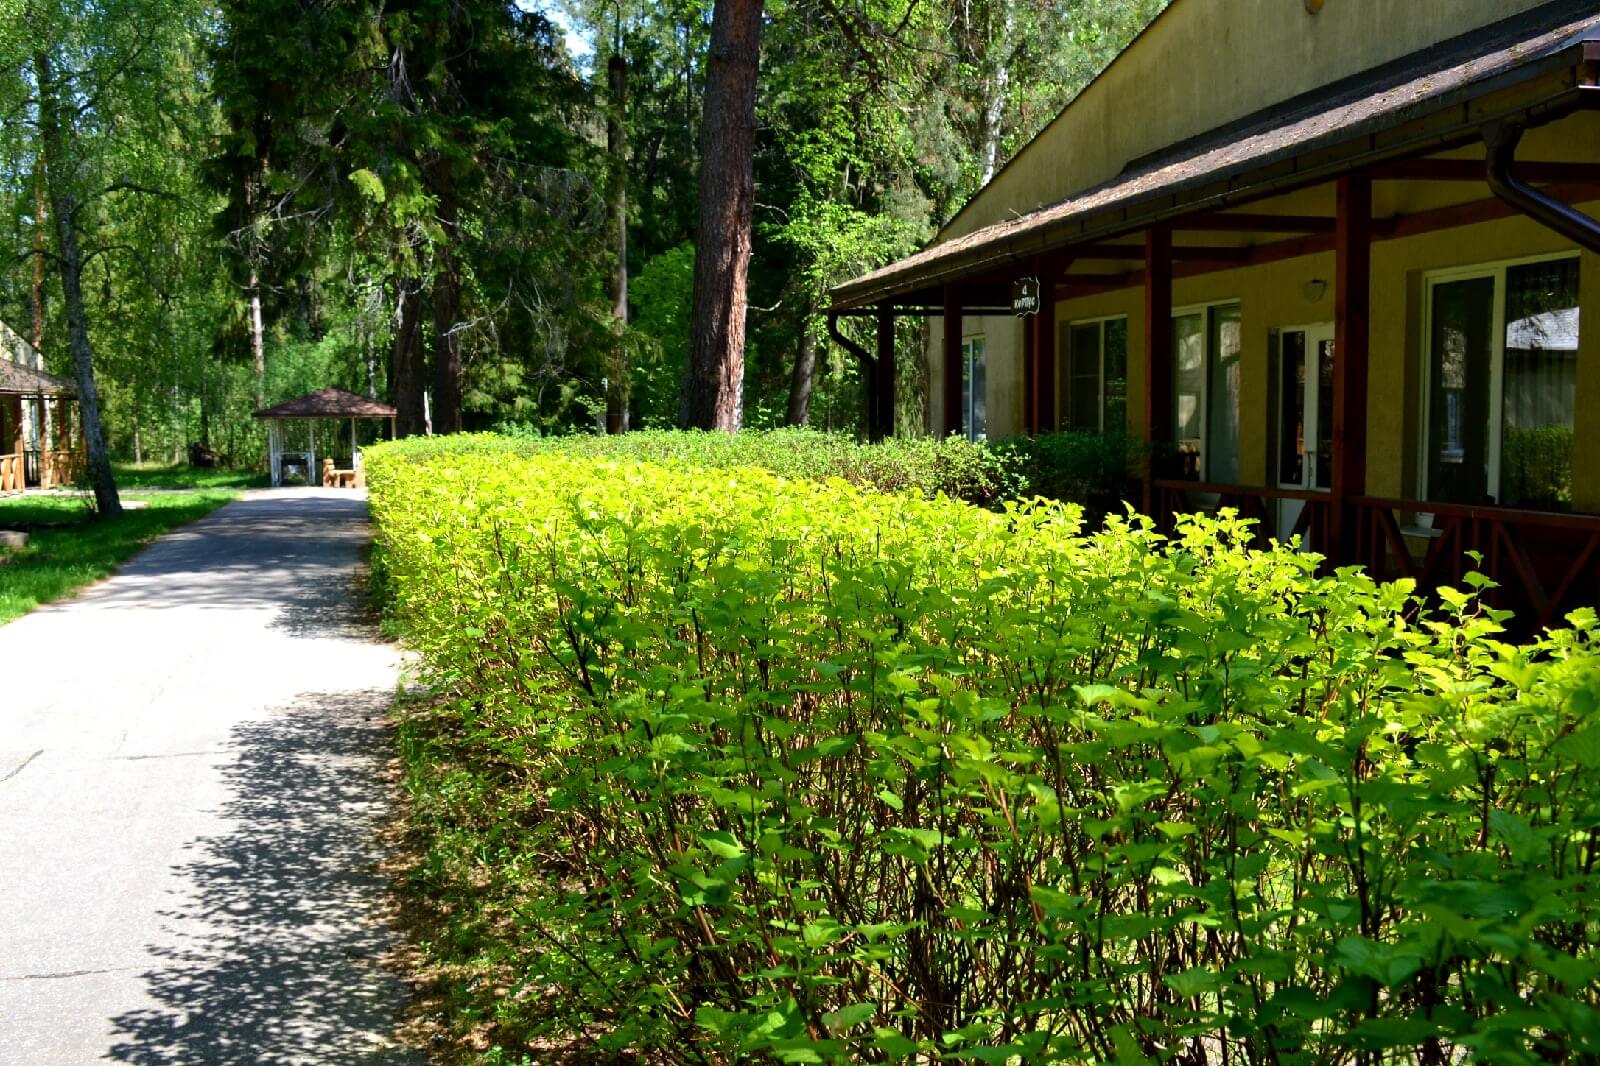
[
  {"x1": 253, "y1": 387, "x2": 397, "y2": 419},
  {"x1": 0, "y1": 360, "x2": 74, "y2": 397},
  {"x1": 831, "y1": 5, "x2": 1600, "y2": 308}
]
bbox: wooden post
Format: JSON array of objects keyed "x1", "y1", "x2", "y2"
[
  {"x1": 1022, "y1": 301, "x2": 1036, "y2": 434},
  {"x1": 1032, "y1": 256, "x2": 1058, "y2": 434},
  {"x1": 873, "y1": 304, "x2": 896, "y2": 440},
  {"x1": 1331, "y1": 176, "x2": 1372, "y2": 562},
  {"x1": 1143, "y1": 224, "x2": 1174, "y2": 516},
  {"x1": 943, "y1": 284, "x2": 963, "y2": 437}
]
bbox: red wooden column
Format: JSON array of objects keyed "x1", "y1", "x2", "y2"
[
  {"x1": 874, "y1": 303, "x2": 896, "y2": 440},
  {"x1": 1022, "y1": 304, "x2": 1036, "y2": 434},
  {"x1": 1032, "y1": 255, "x2": 1058, "y2": 434},
  {"x1": 1330, "y1": 176, "x2": 1372, "y2": 562},
  {"x1": 943, "y1": 283, "x2": 963, "y2": 437},
  {"x1": 1142, "y1": 224, "x2": 1174, "y2": 516}
]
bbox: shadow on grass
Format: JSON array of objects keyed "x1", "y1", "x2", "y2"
[
  {"x1": 113, "y1": 464, "x2": 271, "y2": 491},
  {"x1": 105, "y1": 690, "x2": 422, "y2": 1065},
  {"x1": 0, "y1": 492, "x2": 237, "y2": 624}
]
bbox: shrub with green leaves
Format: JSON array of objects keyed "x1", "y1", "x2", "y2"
[
  {"x1": 369, "y1": 436, "x2": 1600, "y2": 1065},
  {"x1": 380, "y1": 428, "x2": 1026, "y2": 507},
  {"x1": 991, "y1": 430, "x2": 1143, "y2": 513}
]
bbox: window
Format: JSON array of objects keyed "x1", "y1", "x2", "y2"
[
  {"x1": 1423, "y1": 255, "x2": 1578, "y2": 509},
  {"x1": 961, "y1": 335, "x2": 987, "y2": 441},
  {"x1": 1066, "y1": 317, "x2": 1128, "y2": 432},
  {"x1": 1171, "y1": 302, "x2": 1241, "y2": 482}
]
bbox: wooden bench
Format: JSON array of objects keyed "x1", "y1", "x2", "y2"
[{"x1": 322, "y1": 458, "x2": 362, "y2": 489}]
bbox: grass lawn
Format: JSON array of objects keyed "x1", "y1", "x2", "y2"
[
  {"x1": 0, "y1": 491, "x2": 237, "y2": 624},
  {"x1": 112, "y1": 462, "x2": 269, "y2": 490}
]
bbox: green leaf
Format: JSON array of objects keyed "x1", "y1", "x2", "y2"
[
  {"x1": 348, "y1": 167, "x2": 387, "y2": 203},
  {"x1": 701, "y1": 830, "x2": 745, "y2": 858},
  {"x1": 823, "y1": 1002, "x2": 875, "y2": 1031}
]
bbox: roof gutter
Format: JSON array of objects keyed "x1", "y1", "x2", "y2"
[
  {"x1": 1484, "y1": 120, "x2": 1600, "y2": 254},
  {"x1": 831, "y1": 38, "x2": 1600, "y2": 310}
]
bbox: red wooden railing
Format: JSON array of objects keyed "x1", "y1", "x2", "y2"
[
  {"x1": 1351, "y1": 496, "x2": 1600, "y2": 632},
  {"x1": 1154, "y1": 479, "x2": 1332, "y2": 553},
  {"x1": 1153, "y1": 480, "x2": 1600, "y2": 632}
]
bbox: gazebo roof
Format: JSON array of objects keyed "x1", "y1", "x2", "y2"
[
  {"x1": 0, "y1": 360, "x2": 75, "y2": 397},
  {"x1": 252, "y1": 387, "x2": 397, "y2": 420}
]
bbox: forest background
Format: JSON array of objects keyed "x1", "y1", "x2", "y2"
[{"x1": 1, "y1": 0, "x2": 1166, "y2": 475}]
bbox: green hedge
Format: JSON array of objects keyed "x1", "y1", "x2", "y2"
[
  {"x1": 368, "y1": 438, "x2": 1600, "y2": 1064},
  {"x1": 375, "y1": 428, "x2": 1026, "y2": 507}
]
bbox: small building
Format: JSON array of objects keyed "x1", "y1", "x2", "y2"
[
  {"x1": 1, "y1": 321, "x2": 82, "y2": 495},
  {"x1": 253, "y1": 388, "x2": 397, "y2": 488},
  {"x1": 830, "y1": 0, "x2": 1600, "y2": 629}
]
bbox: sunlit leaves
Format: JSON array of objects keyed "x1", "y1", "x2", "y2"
[{"x1": 370, "y1": 434, "x2": 1600, "y2": 1063}]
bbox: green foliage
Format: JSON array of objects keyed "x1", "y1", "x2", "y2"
[
  {"x1": 0, "y1": 490, "x2": 236, "y2": 623},
  {"x1": 992, "y1": 429, "x2": 1142, "y2": 508},
  {"x1": 628, "y1": 242, "x2": 697, "y2": 426},
  {"x1": 1501, "y1": 423, "x2": 1574, "y2": 510},
  {"x1": 110, "y1": 462, "x2": 268, "y2": 491},
  {"x1": 376, "y1": 428, "x2": 1024, "y2": 507},
  {"x1": 370, "y1": 435, "x2": 1600, "y2": 1064}
]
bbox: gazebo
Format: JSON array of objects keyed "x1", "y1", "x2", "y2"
[
  {"x1": 252, "y1": 387, "x2": 397, "y2": 488},
  {"x1": 1, "y1": 355, "x2": 80, "y2": 496}
]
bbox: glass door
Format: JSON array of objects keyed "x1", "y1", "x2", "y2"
[{"x1": 1276, "y1": 324, "x2": 1334, "y2": 540}]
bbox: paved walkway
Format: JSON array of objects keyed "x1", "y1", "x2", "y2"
[{"x1": 0, "y1": 489, "x2": 419, "y2": 1065}]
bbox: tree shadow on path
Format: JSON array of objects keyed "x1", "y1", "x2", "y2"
[{"x1": 105, "y1": 691, "x2": 422, "y2": 1065}]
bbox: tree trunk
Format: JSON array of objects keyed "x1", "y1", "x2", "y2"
[
  {"x1": 392, "y1": 277, "x2": 428, "y2": 437},
  {"x1": 248, "y1": 265, "x2": 266, "y2": 408},
  {"x1": 604, "y1": 54, "x2": 630, "y2": 435},
  {"x1": 683, "y1": 0, "x2": 763, "y2": 431},
  {"x1": 171, "y1": 381, "x2": 182, "y2": 464},
  {"x1": 131, "y1": 371, "x2": 142, "y2": 464},
  {"x1": 429, "y1": 179, "x2": 464, "y2": 436},
  {"x1": 785, "y1": 314, "x2": 818, "y2": 426},
  {"x1": 244, "y1": 165, "x2": 266, "y2": 408},
  {"x1": 33, "y1": 48, "x2": 120, "y2": 517},
  {"x1": 976, "y1": 3, "x2": 1013, "y2": 187},
  {"x1": 31, "y1": 156, "x2": 46, "y2": 353}
]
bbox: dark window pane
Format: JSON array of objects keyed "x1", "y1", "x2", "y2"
[
  {"x1": 1173, "y1": 313, "x2": 1204, "y2": 480},
  {"x1": 1502, "y1": 258, "x2": 1577, "y2": 509},
  {"x1": 1428, "y1": 276, "x2": 1495, "y2": 504},
  {"x1": 965, "y1": 337, "x2": 987, "y2": 441},
  {"x1": 1069, "y1": 324, "x2": 1101, "y2": 430},
  {"x1": 1104, "y1": 318, "x2": 1128, "y2": 431},
  {"x1": 1278, "y1": 331, "x2": 1306, "y2": 486},
  {"x1": 1314, "y1": 338, "x2": 1334, "y2": 492},
  {"x1": 1207, "y1": 305, "x2": 1242, "y2": 483}
]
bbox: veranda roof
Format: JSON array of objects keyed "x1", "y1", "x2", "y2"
[
  {"x1": 830, "y1": 5, "x2": 1600, "y2": 309},
  {"x1": 0, "y1": 360, "x2": 75, "y2": 397},
  {"x1": 252, "y1": 387, "x2": 397, "y2": 420}
]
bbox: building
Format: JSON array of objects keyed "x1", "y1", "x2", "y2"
[
  {"x1": 828, "y1": 0, "x2": 1600, "y2": 629},
  {"x1": 1, "y1": 321, "x2": 82, "y2": 494}
]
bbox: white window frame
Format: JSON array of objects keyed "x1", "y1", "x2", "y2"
[
  {"x1": 1066, "y1": 314, "x2": 1127, "y2": 432},
  {"x1": 1417, "y1": 251, "x2": 1579, "y2": 504},
  {"x1": 962, "y1": 333, "x2": 986, "y2": 442},
  {"x1": 1171, "y1": 299, "x2": 1241, "y2": 482}
]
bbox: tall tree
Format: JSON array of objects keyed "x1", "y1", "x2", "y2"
[
  {"x1": 604, "y1": 52, "x2": 630, "y2": 434},
  {"x1": 31, "y1": 46, "x2": 118, "y2": 514},
  {"x1": 682, "y1": 0, "x2": 762, "y2": 431}
]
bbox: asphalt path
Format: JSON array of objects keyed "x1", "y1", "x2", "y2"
[{"x1": 0, "y1": 489, "x2": 419, "y2": 1065}]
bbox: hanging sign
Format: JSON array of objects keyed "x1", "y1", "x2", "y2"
[{"x1": 1012, "y1": 276, "x2": 1041, "y2": 317}]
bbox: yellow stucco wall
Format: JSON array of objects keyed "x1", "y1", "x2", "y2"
[
  {"x1": 929, "y1": 203, "x2": 1600, "y2": 512},
  {"x1": 928, "y1": 315, "x2": 1025, "y2": 439},
  {"x1": 942, "y1": 0, "x2": 1555, "y2": 241}
]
